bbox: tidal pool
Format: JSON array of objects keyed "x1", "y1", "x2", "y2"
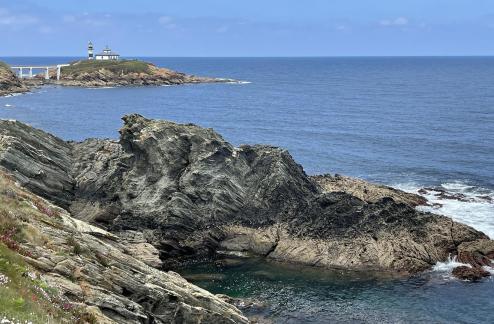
[{"x1": 178, "y1": 256, "x2": 494, "y2": 323}]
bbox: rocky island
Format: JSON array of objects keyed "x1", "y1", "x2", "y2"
[
  {"x1": 0, "y1": 115, "x2": 493, "y2": 322},
  {"x1": 51, "y1": 60, "x2": 234, "y2": 87},
  {"x1": 1, "y1": 59, "x2": 235, "y2": 96}
]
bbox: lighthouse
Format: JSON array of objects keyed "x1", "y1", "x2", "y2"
[{"x1": 88, "y1": 41, "x2": 94, "y2": 60}]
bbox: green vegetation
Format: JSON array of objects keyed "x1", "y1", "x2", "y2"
[
  {"x1": 0, "y1": 173, "x2": 95, "y2": 323},
  {"x1": 63, "y1": 59, "x2": 152, "y2": 75}
]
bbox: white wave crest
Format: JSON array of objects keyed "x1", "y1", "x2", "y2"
[
  {"x1": 394, "y1": 181, "x2": 494, "y2": 239},
  {"x1": 432, "y1": 255, "x2": 471, "y2": 273},
  {"x1": 226, "y1": 80, "x2": 252, "y2": 84}
]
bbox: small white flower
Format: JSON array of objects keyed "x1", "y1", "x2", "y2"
[{"x1": 0, "y1": 273, "x2": 10, "y2": 286}]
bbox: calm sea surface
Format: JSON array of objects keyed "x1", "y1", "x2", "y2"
[{"x1": 1, "y1": 57, "x2": 493, "y2": 323}]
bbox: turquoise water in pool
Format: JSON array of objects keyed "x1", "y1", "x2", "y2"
[{"x1": 180, "y1": 257, "x2": 494, "y2": 323}]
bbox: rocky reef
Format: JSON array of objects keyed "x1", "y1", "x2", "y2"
[
  {"x1": 0, "y1": 62, "x2": 28, "y2": 97},
  {"x1": 51, "y1": 60, "x2": 234, "y2": 87},
  {"x1": 1, "y1": 115, "x2": 493, "y2": 282}
]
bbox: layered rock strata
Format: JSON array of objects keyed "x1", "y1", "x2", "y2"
[
  {"x1": 0, "y1": 115, "x2": 492, "y2": 276},
  {"x1": 0, "y1": 171, "x2": 248, "y2": 323}
]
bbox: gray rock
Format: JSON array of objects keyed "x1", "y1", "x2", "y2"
[
  {"x1": 0, "y1": 114, "x2": 491, "y2": 275},
  {"x1": 0, "y1": 173, "x2": 248, "y2": 323}
]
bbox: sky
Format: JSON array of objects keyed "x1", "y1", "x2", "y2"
[{"x1": 1, "y1": 0, "x2": 494, "y2": 57}]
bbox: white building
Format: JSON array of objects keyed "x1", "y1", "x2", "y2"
[
  {"x1": 93, "y1": 45, "x2": 120, "y2": 61},
  {"x1": 88, "y1": 41, "x2": 94, "y2": 60}
]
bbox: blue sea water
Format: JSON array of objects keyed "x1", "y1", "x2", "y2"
[{"x1": 1, "y1": 57, "x2": 494, "y2": 323}]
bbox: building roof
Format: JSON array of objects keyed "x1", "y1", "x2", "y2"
[
  {"x1": 96, "y1": 52, "x2": 120, "y2": 56},
  {"x1": 96, "y1": 46, "x2": 119, "y2": 56}
]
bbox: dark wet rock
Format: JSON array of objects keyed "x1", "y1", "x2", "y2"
[
  {"x1": 434, "y1": 191, "x2": 471, "y2": 202},
  {"x1": 452, "y1": 266, "x2": 490, "y2": 281},
  {"x1": 457, "y1": 239, "x2": 494, "y2": 268},
  {"x1": 477, "y1": 195, "x2": 493, "y2": 203},
  {"x1": 214, "y1": 258, "x2": 247, "y2": 268},
  {"x1": 0, "y1": 115, "x2": 491, "y2": 275}
]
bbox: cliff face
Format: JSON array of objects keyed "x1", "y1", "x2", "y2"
[
  {"x1": 0, "y1": 116, "x2": 492, "y2": 276},
  {"x1": 0, "y1": 62, "x2": 28, "y2": 96},
  {"x1": 54, "y1": 60, "x2": 230, "y2": 87},
  {"x1": 0, "y1": 171, "x2": 248, "y2": 323}
]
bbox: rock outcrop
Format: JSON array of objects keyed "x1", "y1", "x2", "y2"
[
  {"x1": 0, "y1": 171, "x2": 248, "y2": 323},
  {"x1": 51, "y1": 60, "x2": 234, "y2": 87},
  {"x1": 311, "y1": 174, "x2": 427, "y2": 206},
  {"x1": 0, "y1": 62, "x2": 28, "y2": 96},
  {"x1": 0, "y1": 115, "x2": 492, "y2": 276}
]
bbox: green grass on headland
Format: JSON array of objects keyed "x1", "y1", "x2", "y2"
[
  {"x1": 64, "y1": 59, "x2": 152, "y2": 75},
  {"x1": 0, "y1": 173, "x2": 95, "y2": 323}
]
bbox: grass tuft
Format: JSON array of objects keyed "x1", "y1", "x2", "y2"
[{"x1": 63, "y1": 59, "x2": 152, "y2": 75}]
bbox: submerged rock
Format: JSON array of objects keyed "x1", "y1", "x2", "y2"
[{"x1": 0, "y1": 115, "x2": 492, "y2": 275}]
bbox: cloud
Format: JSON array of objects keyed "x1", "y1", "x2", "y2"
[
  {"x1": 158, "y1": 16, "x2": 172, "y2": 24},
  {"x1": 379, "y1": 17, "x2": 409, "y2": 27},
  {"x1": 0, "y1": 8, "x2": 38, "y2": 26},
  {"x1": 62, "y1": 15, "x2": 76, "y2": 23},
  {"x1": 158, "y1": 15, "x2": 177, "y2": 29},
  {"x1": 216, "y1": 25, "x2": 229, "y2": 33}
]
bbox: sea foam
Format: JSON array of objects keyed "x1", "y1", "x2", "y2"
[
  {"x1": 432, "y1": 255, "x2": 471, "y2": 273},
  {"x1": 394, "y1": 181, "x2": 494, "y2": 239}
]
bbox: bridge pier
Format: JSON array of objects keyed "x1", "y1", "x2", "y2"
[{"x1": 10, "y1": 64, "x2": 69, "y2": 81}]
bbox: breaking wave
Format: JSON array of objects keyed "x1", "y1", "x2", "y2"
[{"x1": 394, "y1": 181, "x2": 494, "y2": 239}]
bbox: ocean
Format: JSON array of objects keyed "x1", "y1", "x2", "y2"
[{"x1": 1, "y1": 56, "x2": 493, "y2": 323}]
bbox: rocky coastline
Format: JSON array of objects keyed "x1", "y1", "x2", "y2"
[
  {"x1": 1, "y1": 60, "x2": 236, "y2": 97},
  {"x1": 35, "y1": 60, "x2": 235, "y2": 88},
  {"x1": 0, "y1": 62, "x2": 28, "y2": 97},
  {"x1": 1, "y1": 115, "x2": 493, "y2": 282}
]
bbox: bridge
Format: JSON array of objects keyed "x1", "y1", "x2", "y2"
[{"x1": 10, "y1": 64, "x2": 70, "y2": 81}]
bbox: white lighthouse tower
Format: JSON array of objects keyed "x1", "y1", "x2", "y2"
[{"x1": 88, "y1": 41, "x2": 94, "y2": 60}]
